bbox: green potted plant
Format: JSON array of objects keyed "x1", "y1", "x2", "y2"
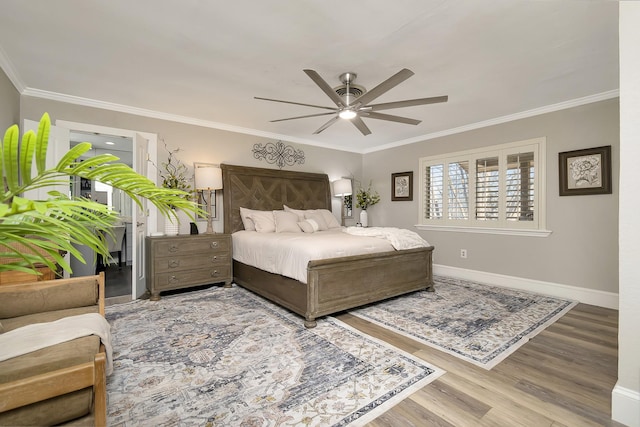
[
  {"x1": 0, "y1": 113, "x2": 202, "y2": 277},
  {"x1": 355, "y1": 183, "x2": 380, "y2": 227},
  {"x1": 157, "y1": 143, "x2": 193, "y2": 235}
]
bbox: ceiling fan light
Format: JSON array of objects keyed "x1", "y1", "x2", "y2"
[{"x1": 339, "y1": 109, "x2": 357, "y2": 120}]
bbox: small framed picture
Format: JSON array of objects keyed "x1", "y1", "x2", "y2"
[
  {"x1": 391, "y1": 171, "x2": 413, "y2": 201},
  {"x1": 559, "y1": 145, "x2": 612, "y2": 196}
]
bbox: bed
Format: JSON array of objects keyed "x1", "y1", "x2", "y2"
[{"x1": 221, "y1": 164, "x2": 434, "y2": 328}]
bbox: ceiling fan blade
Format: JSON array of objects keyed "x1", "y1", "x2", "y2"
[
  {"x1": 270, "y1": 112, "x2": 337, "y2": 123},
  {"x1": 351, "y1": 68, "x2": 414, "y2": 108},
  {"x1": 364, "y1": 112, "x2": 421, "y2": 125},
  {"x1": 351, "y1": 116, "x2": 372, "y2": 136},
  {"x1": 367, "y1": 95, "x2": 449, "y2": 111},
  {"x1": 303, "y1": 69, "x2": 346, "y2": 108},
  {"x1": 313, "y1": 116, "x2": 340, "y2": 134},
  {"x1": 255, "y1": 97, "x2": 337, "y2": 111}
]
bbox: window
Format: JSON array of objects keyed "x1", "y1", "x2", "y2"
[{"x1": 418, "y1": 137, "x2": 548, "y2": 236}]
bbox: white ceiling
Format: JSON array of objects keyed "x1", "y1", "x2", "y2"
[{"x1": 0, "y1": 1, "x2": 619, "y2": 153}]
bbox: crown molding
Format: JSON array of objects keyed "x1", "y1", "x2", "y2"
[
  {"x1": 362, "y1": 89, "x2": 620, "y2": 154},
  {"x1": 20, "y1": 87, "x2": 356, "y2": 153},
  {"x1": 19, "y1": 85, "x2": 618, "y2": 155},
  {"x1": 0, "y1": 44, "x2": 25, "y2": 93}
]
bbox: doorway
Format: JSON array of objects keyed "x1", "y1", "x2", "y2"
[
  {"x1": 70, "y1": 131, "x2": 134, "y2": 298},
  {"x1": 56, "y1": 119, "x2": 158, "y2": 301}
]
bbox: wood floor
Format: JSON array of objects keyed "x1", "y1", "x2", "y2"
[{"x1": 336, "y1": 303, "x2": 623, "y2": 427}]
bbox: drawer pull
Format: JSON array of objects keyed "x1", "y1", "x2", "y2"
[
  {"x1": 211, "y1": 270, "x2": 219, "y2": 277},
  {"x1": 169, "y1": 260, "x2": 180, "y2": 268},
  {"x1": 211, "y1": 255, "x2": 218, "y2": 262},
  {"x1": 210, "y1": 241, "x2": 219, "y2": 249},
  {"x1": 169, "y1": 275, "x2": 179, "y2": 284},
  {"x1": 169, "y1": 244, "x2": 179, "y2": 253}
]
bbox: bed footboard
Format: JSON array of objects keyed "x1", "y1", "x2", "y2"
[{"x1": 233, "y1": 246, "x2": 433, "y2": 328}]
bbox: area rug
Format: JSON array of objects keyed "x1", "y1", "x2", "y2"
[
  {"x1": 105, "y1": 285, "x2": 443, "y2": 426},
  {"x1": 349, "y1": 276, "x2": 577, "y2": 370}
]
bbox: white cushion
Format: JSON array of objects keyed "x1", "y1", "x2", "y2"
[
  {"x1": 318, "y1": 209, "x2": 341, "y2": 229},
  {"x1": 239, "y1": 207, "x2": 257, "y2": 231},
  {"x1": 249, "y1": 210, "x2": 277, "y2": 233},
  {"x1": 283, "y1": 205, "x2": 307, "y2": 221},
  {"x1": 274, "y1": 210, "x2": 302, "y2": 233},
  {"x1": 304, "y1": 211, "x2": 329, "y2": 231},
  {"x1": 298, "y1": 219, "x2": 319, "y2": 233}
]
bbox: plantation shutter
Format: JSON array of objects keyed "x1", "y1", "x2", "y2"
[
  {"x1": 506, "y1": 152, "x2": 535, "y2": 222},
  {"x1": 448, "y1": 161, "x2": 469, "y2": 219},
  {"x1": 424, "y1": 164, "x2": 444, "y2": 220},
  {"x1": 475, "y1": 156, "x2": 499, "y2": 221}
]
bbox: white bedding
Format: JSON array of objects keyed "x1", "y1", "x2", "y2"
[{"x1": 232, "y1": 228, "x2": 396, "y2": 283}]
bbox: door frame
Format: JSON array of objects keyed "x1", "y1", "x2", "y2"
[{"x1": 56, "y1": 119, "x2": 159, "y2": 299}]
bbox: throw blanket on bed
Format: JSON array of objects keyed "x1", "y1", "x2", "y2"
[
  {"x1": 343, "y1": 226, "x2": 430, "y2": 250},
  {"x1": 0, "y1": 313, "x2": 113, "y2": 375}
]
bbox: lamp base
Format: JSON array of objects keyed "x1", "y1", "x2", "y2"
[{"x1": 204, "y1": 189, "x2": 216, "y2": 234}]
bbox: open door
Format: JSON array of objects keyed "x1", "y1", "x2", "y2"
[{"x1": 132, "y1": 133, "x2": 149, "y2": 298}]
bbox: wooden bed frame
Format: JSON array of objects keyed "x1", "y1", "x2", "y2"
[{"x1": 222, "y1": 164, "x2": 434, "y2": 328}]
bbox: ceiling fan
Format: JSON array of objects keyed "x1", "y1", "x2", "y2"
[{"x1": 255, "y1": 69, "x2": 448, "y2": 136}]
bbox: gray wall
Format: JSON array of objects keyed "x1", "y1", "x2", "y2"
[
  {"x1": 19, "y1": 96, "x2": 364, "y2": 226},
  {"x1": 0, "y1": 68, "x2": 20, "y2": 133},
  {"x1": 363, "y1": 99, "x2": 619, "y2": 294},
  {"x1": 19, "y1": 95, "x2": 619, "y2": 295}
]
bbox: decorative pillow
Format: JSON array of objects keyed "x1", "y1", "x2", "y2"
[
  {"x1": 304, "y1": 211, "x2": 329, "y2": 231},
  {"x1": 274, "y1": 210, "x2": 302, "y2": 233},
  {"x1": 318, "y1": 209, "x2": 341, "y2": 229},
  {"x1": 298, "y1": 219, "x2": 319, "y2": 233},
  {"x1": 283, "y1": 205, "x2": 308, "y2": 222},
  {"x1": 239, "y1": 207, "x2": 257, "y2": 231},
  {"x1": 249, "y1": 210, "x2": 277, "y2": 233}
]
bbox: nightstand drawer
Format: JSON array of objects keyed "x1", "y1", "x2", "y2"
[
  {"x1": 154, "y1": 266, "x2": 232, "y2": 291},
  {"x1": 154, "y1": 237, "x2": 229, "y2": 255},
  {"x1": 154, "y1": 253, "x2": 230, "y2": 273}
]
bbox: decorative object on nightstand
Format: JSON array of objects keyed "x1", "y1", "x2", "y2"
[
  {"x1": 158, "y1": 144, "x2": 192, "y2": 236},
  {"x1": 145, "y1": 234, "x2": 232, "y2": 301},
  {"x1": 355, "y1": 182, "x2": 380, "y2": 227},
  {"x1": 333, "y1": 178, "x2": 353, "y2": 226},
  {"x1": 194, "y1": 163, "x2": 223, "y2": 234}
]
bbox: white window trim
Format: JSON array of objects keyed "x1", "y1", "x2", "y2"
[{"x1": 418, "y1": 137, "x2": 549, "y2": 235}]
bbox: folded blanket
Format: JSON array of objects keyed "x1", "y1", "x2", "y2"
[
  {"x1": 0, "y1": 313, "x2": 113, "y2": 375},
  {"x1": 343, "y1": 226, "x2": 430, "y2": 250}
]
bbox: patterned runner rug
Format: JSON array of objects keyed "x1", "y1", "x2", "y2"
[
  {"x1": 105, "y1": 285, "x2": 443, "y2": 426},
  {"x1": 349, "y1": 276, "x2": 577, "y2": 369}
]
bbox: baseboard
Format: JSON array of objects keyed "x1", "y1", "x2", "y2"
[
  {"x1": 433, "y1": 265, "x2": 619, "y2": 309},
  {"x1": 612, "y1": 384, "x2": 640, "y2": 427}
]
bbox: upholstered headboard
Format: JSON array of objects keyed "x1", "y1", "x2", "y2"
[{"x1": 221, "y1": 164, "x2": 332, "y2": 234}]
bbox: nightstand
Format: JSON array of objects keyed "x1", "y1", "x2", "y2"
[{"x1": 145, "y1": 234, "x2": 232, "y2": 300}]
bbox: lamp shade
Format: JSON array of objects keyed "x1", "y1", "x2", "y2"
[
  {"x1": 195, "y1": 166, "x2": 223, "y2": 190},
  {"x1": 333, "y1": 178, "x2": 352, "y2": 197}
]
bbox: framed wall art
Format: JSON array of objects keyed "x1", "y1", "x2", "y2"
[
  {"x1": 391, "y1": 171, "x2": 413, "y2": 201},
  {"x1": 559, "y1": 145, "x2": 612, "y2": 196}
]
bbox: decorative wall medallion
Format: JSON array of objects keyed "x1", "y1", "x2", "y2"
[{"x1": 252, "y1": 141, "x2": 305, "y2": 169}]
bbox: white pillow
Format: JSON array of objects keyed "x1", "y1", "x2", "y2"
[
  {"x1": 318, "y1": 209, "x2": 341, "y2": 229},
  {"x1": 239, "y1": 207, "x2": 257, "y2": 231},
  {"x1": 298, "y1": 219, "x2": 319, "y2": 233},
  {"x1": 249, "y1": 210, "x2": 277, "y2": 233},
  {"x1": 274, "y1": 210, "x2": 302, "y2": 233},
  {"x1": 283, "y1": 205, "x2": 308, "y2": 221},
  {"x1": 304, "y1": 211, "x2": 329, "y2": 231}
]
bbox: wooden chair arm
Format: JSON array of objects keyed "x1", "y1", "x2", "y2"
[{"x1": 0, "y1": 347, "x2": 107, "y2": 426}]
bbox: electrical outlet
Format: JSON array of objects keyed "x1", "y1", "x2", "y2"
[{"x1": 460, "y1": 249, "x2": 468, "y2": 259}]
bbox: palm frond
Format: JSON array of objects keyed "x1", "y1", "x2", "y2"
[{"x1": 0, "y1": 113, "x2": 205, "y2": 275}]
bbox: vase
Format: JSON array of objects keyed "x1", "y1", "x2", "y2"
[
  {"x1": 360, "y1": 210, "x2": 368, "y2": 227},
  {"x1": 164, "y1": 210, "x2": 179, "y2": 236}
]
